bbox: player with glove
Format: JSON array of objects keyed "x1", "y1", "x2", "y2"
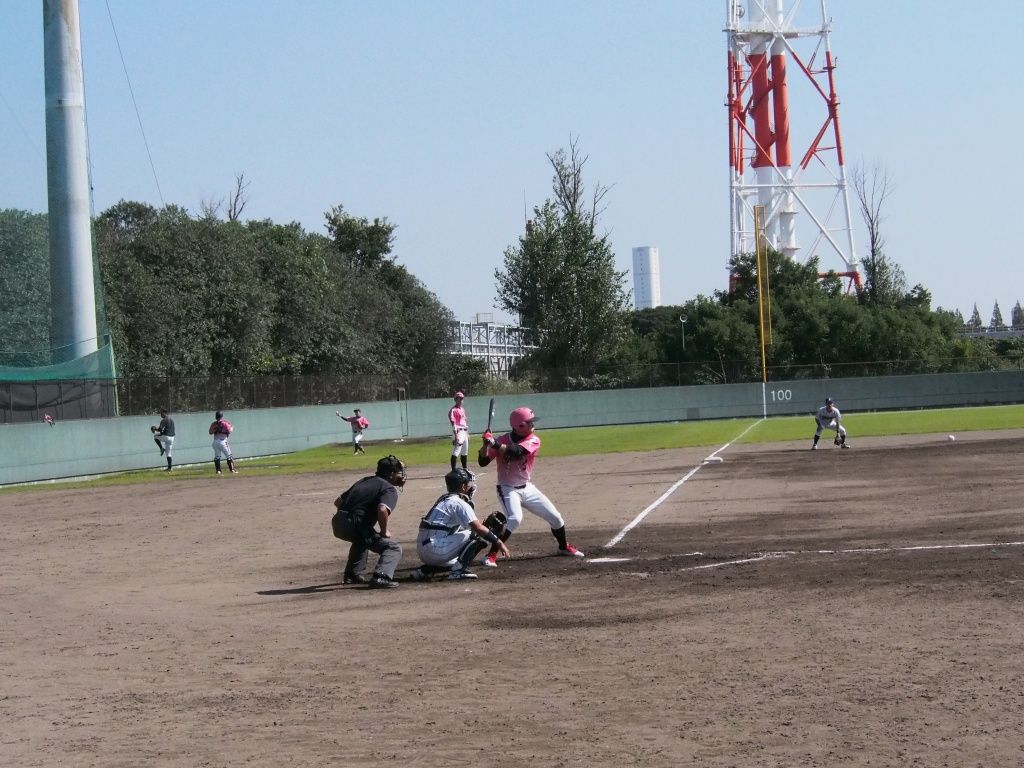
[
  {"x1": 208, "y1": 410, "x2": 238, "y2": 474},
  {"x1": 408, "y1": 468, "x2": 510, "y2": 582},
  {"x1": 812, "y1": 397, "x2": 849, "y2": 450},
  {"x1": 476, "y1": 406, "x2": 585, "y2": 568},
  {"x1": 447, "y1": 391, "x2": 470, "y2": 471},
  {"x1": 151, "y1": 408, "x2": 175, "y2": 471}
]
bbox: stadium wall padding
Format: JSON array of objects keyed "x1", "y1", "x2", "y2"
[{"x1": 2, "y1": 370, "x2": 1022, "y2": 485}]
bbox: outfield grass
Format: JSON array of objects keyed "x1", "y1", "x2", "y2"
[{"x1": 9, "y1": 404, "x2": 1023, "y2": 492}]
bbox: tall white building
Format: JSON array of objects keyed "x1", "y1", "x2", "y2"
[{"x1": 631, "y1": 246, "x2": 662, "y2": 309}]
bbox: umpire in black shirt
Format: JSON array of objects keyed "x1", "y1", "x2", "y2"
[{"x1": 332, "y1": 455, "x2": 407, "y2": 589}]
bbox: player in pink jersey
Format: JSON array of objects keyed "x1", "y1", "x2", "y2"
[
  {"x1": 476, "y1": 406, "x2": 585, "y2": 568},
  {"x1": 448, "y1": 391, "x2": 469, "y2": 471}
]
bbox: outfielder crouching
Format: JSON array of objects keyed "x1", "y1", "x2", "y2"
[
  {"x1": 812, "y1": 397, "x2": 849, "y2": 450},
  {"x1": 409, "y1": 468, "x2": 510, "y2": 582}
]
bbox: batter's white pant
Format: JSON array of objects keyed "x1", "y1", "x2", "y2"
[
  {"x1": 212, "y1": 436, "x2": 233, "y2": 459},
  {"x1": 156, "y1": 434, "x2": 174, "y2": 457},
  {"x1": 496, "y1": 482, "x2": 565, "y2": 533},
  {"x1": 451, "y1": 428, "x2": 469, "y2": 457},
  {"x1": 814, "y1": 418, "x2": 847, "y2": 439}
]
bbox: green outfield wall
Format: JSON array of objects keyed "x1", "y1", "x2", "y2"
[{"x1": 2, "y1": 370, "x2": 1021, "y2": 485}]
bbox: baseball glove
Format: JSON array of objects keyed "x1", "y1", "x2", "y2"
[
  {"x1": 482, "y1": 510, "x2": 507, "y2": 536},
  {"x1": 833, "y1": 436, "x2": 842, "y2": 446},
  {"x1": 150, "y1": 425, "x2": 159, "y2": 433}
]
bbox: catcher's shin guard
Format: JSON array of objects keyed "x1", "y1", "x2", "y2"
[{"x1": 459, "y1": 536, "x2": 490, "y2": 567}]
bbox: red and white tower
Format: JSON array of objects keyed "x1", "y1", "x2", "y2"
[{"x1": 726, "y1": 0, "x2": 859, "y2": 289}]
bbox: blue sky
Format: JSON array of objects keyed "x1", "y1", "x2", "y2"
[{"x1": 1, "y1": 1, "x2": 1019, "y2": 325}]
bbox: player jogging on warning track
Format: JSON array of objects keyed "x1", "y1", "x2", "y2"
[
  {"x1": 812, "y1": 397, "x2": 849, "y2": 450},
  {"x1": 476, "y1": 406, "x2": 584, "y2": 568},
  {"x1": 209, "y1": 410, "x2": 238, "y2": 474},
  {"x1": 448, "y1": 391, "x2": 469, "y2": 471},
  {"x1": 409, "y1": 468, "x2": 510, "y2": 582}
]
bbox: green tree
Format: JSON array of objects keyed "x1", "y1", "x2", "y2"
[
  {"x1": 495, "y1": 139, "x2": 631, "y2": 386},
  {"x1": 851, "y1": 162, "x2": 917, "y2": 307},
  {"x1": 1012, "y1": 301, "x2": 1023, "y2": 327},
  {"x1": 323, "y1": 204, "x2": 455, "y2": 384},
  {"x1": 967, "y1": 304, "x2": 983, "y2": 329},
  {"x1": 0, "y1": 209, "x2": 50, "y2": 365},
  {"x1": 989, "y1": 301, "x2": 1006, "y2": 330}
]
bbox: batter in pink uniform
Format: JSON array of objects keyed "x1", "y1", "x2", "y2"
[{"x1": 476, "y1": 406, "x2": 585, "y2": 568}]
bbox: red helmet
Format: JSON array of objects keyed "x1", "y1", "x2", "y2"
[
  {"x1": 509, "y1": 406, "x2": 537, "y2": 435},
  {"x1": 454, "y1": 391, "x2": 465, "y2": 400}
]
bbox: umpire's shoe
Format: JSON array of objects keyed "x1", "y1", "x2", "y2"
[
  {"x1": 343, "y1": 573, "x2": 369, "y2": 585},
  {"x1": 368, "y1": 574, "x2": 399, "y2": 589}
]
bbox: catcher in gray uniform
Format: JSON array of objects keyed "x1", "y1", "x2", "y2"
[{"x1": 409, "y1": 468, "x2": 510, "y2": 581}]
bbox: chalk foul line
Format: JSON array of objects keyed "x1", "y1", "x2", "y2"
[{"x1": 604, "y1": 419, "x2": 764, "y2": 548}]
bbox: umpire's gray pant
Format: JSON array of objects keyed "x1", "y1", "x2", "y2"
[{"x1": 333, "y1": 512, "x2": 402, "y2": 580}]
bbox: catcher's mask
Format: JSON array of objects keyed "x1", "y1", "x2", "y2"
[
  {"x1": 509, "y1": 406, "x2": 537, "y2": 436},
  {"x1": 444, "y1": 467, "x2": 476, "y2": 499},
  {"x1": 376, "y1": 454, "x2": 407, "y2": 487}
]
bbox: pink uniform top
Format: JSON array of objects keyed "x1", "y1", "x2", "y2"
[
  {"x1": 487, "y1": 432, "x2": 541, "y2": 486},
  {"x1": 342, "y1": 415, "x2": 369, "y2": 432},
  {"x1": 449, "y1": 405, "x2": 468, "y2": 430}
]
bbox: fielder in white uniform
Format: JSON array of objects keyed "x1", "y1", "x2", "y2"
[
  {"x1": 476, "y1": 406, "x2": 585, "y2": 568},
  {"x1": 448, "y1": 391, "x2": 469, "y2": 471},
  {"x1": 812, "y1": 397, "x2": 849, "y2": 449},
  {"x1": 410, "y1": 468, "x2": 510, "y2": 581}
]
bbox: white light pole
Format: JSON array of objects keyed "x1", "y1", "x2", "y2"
[{"x1": 679, "y1": 314, "x2": 688, "y2": 354}]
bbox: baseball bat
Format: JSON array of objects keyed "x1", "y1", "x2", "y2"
[{"x1": 485, "y1": 398, "x2": 495, "y2": 433}]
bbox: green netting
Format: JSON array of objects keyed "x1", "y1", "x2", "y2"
[{"x1": 0, "y1": 341, "x2": 116, "y2": 382}]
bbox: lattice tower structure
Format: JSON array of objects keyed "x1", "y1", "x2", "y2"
[
  {"x1": 448, "y1": 321, "x2": 536, "y2": 380},
  {"x1": 726, "y1": 0, "x2": 860, "y2": 291}
]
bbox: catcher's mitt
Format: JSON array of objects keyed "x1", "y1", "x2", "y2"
[
  {"x1": 150, "y1": 425, "x2": 159, "y2": 433},
  {"x1": 482, "y1": 510, "x2": 507, "y2": 536}
]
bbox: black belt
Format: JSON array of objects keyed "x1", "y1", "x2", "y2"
[
  {"x1": 419, "y1": 521, "x2": 457, "y2": 534},
  {"x1": 498, "y1": 484, "x2": 527, "y2": 489}
]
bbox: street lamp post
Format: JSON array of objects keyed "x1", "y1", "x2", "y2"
[{"x1": 679, "y1": 314, "x2": 688, "y2": 354}]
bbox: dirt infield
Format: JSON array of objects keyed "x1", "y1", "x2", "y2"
[{"x1": 3, "y1": 431, "x2": 1022, "y2": 767}]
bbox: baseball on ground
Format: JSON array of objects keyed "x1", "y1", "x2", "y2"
[{"x1": 947, "y1": 434, "x2": 956, "y2": 441}]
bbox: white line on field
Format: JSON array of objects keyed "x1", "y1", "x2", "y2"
[
  {"x1": 604, "y1": 419, "x2": 764, "y2": 548},
  {"x1": 587, "y1": 540, "x2": 1024, "y2": 570}
]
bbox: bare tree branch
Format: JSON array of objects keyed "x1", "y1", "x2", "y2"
[{"x1": 226, "y1": 173, "x2": 250, "y2": 222}]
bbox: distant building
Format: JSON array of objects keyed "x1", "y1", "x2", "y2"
[
  {"x1": 632, "y1": 246, "x2": 662, "y2": 309},
  {"x1": 448, "y1": 316, "x2": 536, "y2": 379}
]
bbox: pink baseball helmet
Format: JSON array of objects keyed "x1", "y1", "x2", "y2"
[
  {"x1": 454, "y1": 391, "x2": 465, "y2": 399},
  {"x1": 509, "y1": 406, "x2": 537, "y2": 435}
]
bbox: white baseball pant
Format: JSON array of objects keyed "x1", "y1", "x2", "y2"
[{"x1": 496, "y1": 482, "x2": 565, "y2": 533}]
